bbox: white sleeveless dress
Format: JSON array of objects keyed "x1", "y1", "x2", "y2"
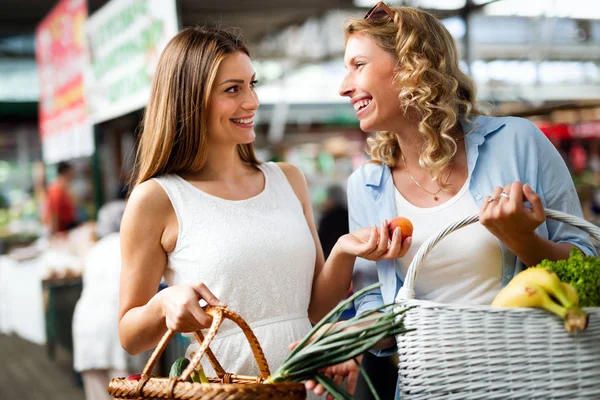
[{"x1": 153, "y1": 162, "x2": 316, "y2": 379}]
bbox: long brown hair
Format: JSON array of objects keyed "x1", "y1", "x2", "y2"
[
  {"x1": 345, "y1": 6, "x2": 484, "y2": 188},
  {"x1": 132, "y1": 26, "x2": 260, "y2": 187}
]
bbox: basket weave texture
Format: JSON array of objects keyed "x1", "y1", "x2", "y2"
[
  {"x1": 394, "y1": 209, "x2": 600, "y2": 399},
  {"x1": 108, "y1": 307, "x2": 306, "y2": 399}
]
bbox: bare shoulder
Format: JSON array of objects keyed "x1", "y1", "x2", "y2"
[
  {"x1": 275, "y1": 162, "x2": 306, "y2": 186},
  {"x1": 126, "y1": 180, "x2": 172, "y2": 216},
  {"x1": 122, "y1": 179, "x2": 173, "y2": 236},
  {"x1": 275, "y1": 162, "x2": 309, "y2": 205}
]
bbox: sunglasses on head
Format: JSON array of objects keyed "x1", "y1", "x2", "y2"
[{"x1": 364, "y1": 1, "x2": 394, "y2": 20}]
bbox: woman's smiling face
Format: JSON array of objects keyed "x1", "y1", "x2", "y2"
[
  {"x1": 339, "y1": 33, "x2": 403, "y2": 133},
  {"x1": 207, "y1": 51, "x2": 259, "y2": 146}
]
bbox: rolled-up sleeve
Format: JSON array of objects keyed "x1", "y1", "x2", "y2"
[
  {"x1": 347, "y1": 175, "x2": 396, "y2": 357},
  {"x1": 347, "y1": 175, "x2": 384, "y2": 314}
]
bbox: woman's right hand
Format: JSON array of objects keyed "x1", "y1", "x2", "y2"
[
  {"x1": 304, "y1": 357, "x2": 362, "y2": 400},
  {"x1": 336, "y1": 220, "x2": 411, "y2": 261},
  {"x1": 289, "y1": 326, "x2": 362, "y2": 400},
  {"x1": 158, "y1": 282, "x2": 226, "y2": 332}
]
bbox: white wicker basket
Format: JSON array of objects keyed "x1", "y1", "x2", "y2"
[{"x1": 394, "y1": 209, "x2": 600, "y2": 399}]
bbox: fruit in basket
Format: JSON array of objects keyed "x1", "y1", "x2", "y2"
[
  {"x1": 492, "y1": 281, "x2": 559, "y2": 310},
  {"x1": 561, "y1": 282, "x2": 579, "y2": 306},
  {"x1": 126, "y1": 374, "x2": 141, "y2": 381},
  {"x1": 388, "y1": 217, "x2": 413, "y2": 241},
  {"x1": 508, "y1": 267, "x2": 576, "y2": 308},
  {"x1": 492, "y1": 281, "x2": 588, "y2": 334}
]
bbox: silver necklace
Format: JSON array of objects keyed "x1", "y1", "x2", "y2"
[{"x1": 401, "y1": 153, "x2": 451, "y2": 201}]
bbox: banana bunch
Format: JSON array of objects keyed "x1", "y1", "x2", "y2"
[{"x1": 492, "y1": 267, "x2": 589, "y2": 334}]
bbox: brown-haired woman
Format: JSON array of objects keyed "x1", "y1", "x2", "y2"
[
  {"x1": 118, "y1": 26, "x2": 403, "y2": 393},
  {"x1": 307, "y1": 3, "x2": 597, "y2": 398}
]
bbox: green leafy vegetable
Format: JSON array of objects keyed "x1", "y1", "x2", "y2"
[
  {"x1": 169, "y1": 357, "x2": 191, "y2": 381},
  {"x1": 538, "y1": 247, "x2": 600, "y2": 307}
]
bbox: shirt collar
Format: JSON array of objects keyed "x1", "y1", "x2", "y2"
[
  {"x1": 461, "y1": 115, "x2": 505, "y2": 147},
  {"x1": 364, "y1": 161, "x2": 389, "y2": 188},
  {"x1": 364, "y1": 115, "x2": 505, "y2": 188}
]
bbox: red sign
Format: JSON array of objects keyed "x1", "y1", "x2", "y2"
[
  {"x1": 35, "y1": 0, "x2": 93, "y2": 163},
  {"x1": 535, "y1": 121, "x2": 573, "y2": 140},
  {"x1": 536, "y1": 120, "x2": 600, "y2": 141}
]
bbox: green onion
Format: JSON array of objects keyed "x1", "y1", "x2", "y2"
[
  {"x1": 268, "y1": 283, "x2": 413, "y2": 400},
  {"x1": 315, "y1": 373, "x2": 353, "y2": 400},
  {"x1": 354, "y1": 358, "x2": 381, "y2": 400}
]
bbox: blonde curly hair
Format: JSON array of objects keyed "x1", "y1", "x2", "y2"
[{"x1": 345, "y1": 6, "x2": 484, "y2": 188}]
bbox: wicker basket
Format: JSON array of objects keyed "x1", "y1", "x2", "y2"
[
  {"x1": 394, "y1": 209, "x2": 600, "y2": 399},
  {"x1": 108, "y1": 306, "x2": 306, "y2": 399}
]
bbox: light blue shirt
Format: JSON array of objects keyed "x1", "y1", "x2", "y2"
[{"x1": 348, "y1": 115, "x2": 597, "y2": 355}]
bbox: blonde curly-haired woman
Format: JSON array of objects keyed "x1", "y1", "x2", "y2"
[{"x1": 308, "y1": 3, "x2": 597, "y2": 398}]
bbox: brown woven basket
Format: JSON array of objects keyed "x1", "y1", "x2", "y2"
[{"x1": 108, "y1": 306, "x2": 306, "y2": 399}]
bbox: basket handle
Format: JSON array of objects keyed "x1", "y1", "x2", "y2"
[
  {"x1": 138, "y1": 306, "x2": 271, "y2": 388},
  {"x1": 396, "y1": 208, "x2": 600, "y2": 301}
]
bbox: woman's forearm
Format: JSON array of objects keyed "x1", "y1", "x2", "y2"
[
  {"x1": 330, "y1": 316, "x2": 396, "y2": 350},
  {"x1": 308, "y1": 245, "x2": 356, "y2": 323},
  {"x1": 119, "y1": 292, "x2": 168, "y2": 355},
  {"x1": 504, "y1": 233, "x2": 573, "y2": 267}
]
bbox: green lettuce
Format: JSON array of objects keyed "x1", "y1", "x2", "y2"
[{"x1": 538, "y1": 247, "x2": 600, "y2": 307}]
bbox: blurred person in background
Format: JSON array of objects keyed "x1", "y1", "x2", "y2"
[
  {"x1": 32, "y1": 160, "x2": 48, "y2": 219},
  {"x1": 118, "y1": 26, "x2": 402, "y2": 399},
  {"x1": 588, "y1": 142, "x2": 600, "y2": 221},
  {"x1": 43, "y1": 161, "x2": 78, "y2": 234},
  {"x1": 318, "y1": 185, "x2": 349, "y2": 259},
  {"x1": 569, "y1": 141, "x2": 587, "y2": 175},
  {"x1": 72, "y1": 199, "x2": 127, "y2": 400},
  {"x1": 306, "y1": 3, "x2": 597, "y2": 398}
]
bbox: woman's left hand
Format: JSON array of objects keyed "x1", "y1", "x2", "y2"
[{"x1": 480, "y1": 181, "x2": 545, "y2": 247}]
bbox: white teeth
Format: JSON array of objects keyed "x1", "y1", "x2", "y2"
[
  {"x1": 231, "y1": 118, "x2": 253, "y2": 124},
  {"x1": 353, "y1": 99, "x2": 372, "y2": 111}
]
